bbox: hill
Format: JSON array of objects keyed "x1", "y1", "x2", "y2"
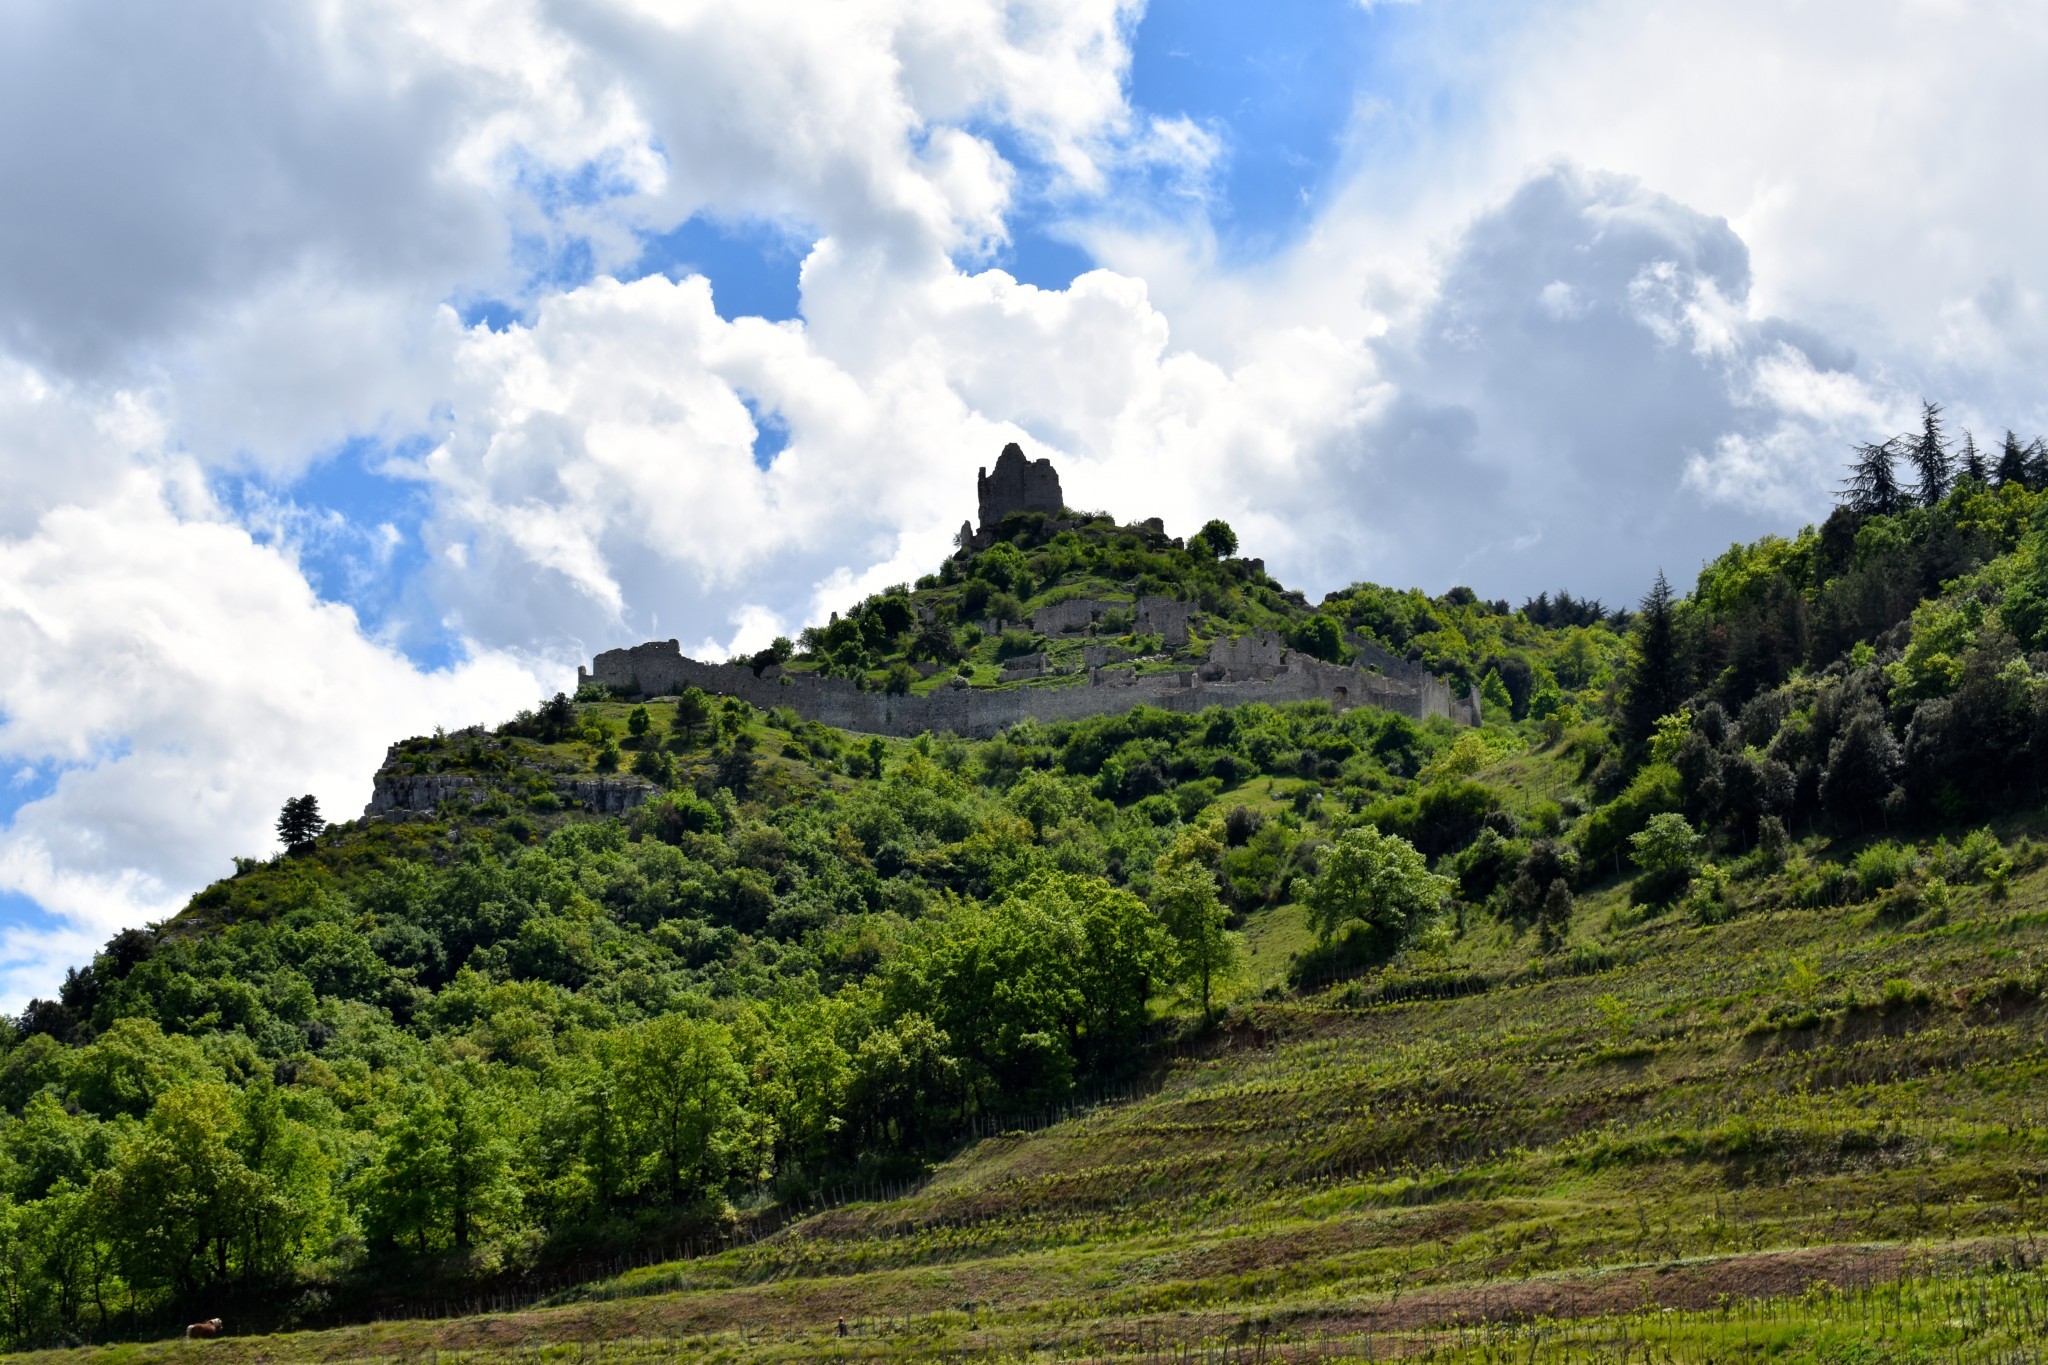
[{"x1": 9, "y1": 430, "x2": 2048, "y2": 1360}]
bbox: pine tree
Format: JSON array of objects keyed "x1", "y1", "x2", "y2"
[
  {"x1": 1909, "y1": 399, "x2": 1951, "y2": 505},
  {"x1": 1957, "y1": 429, "x2": 1987, "y2": 483},
  {"x1": 1997, "y1": 430, "x2": 2030, "y2": 487},
  {"x1": 1622, "y1": 570, "x2": 1684, "y2": 749},
  {"x1": 1841, "y1": 437, "x2": 1905, "y2": 515},
  {"x1": 277, "y1": 794, "x2": 324, "y2": 850},
  {"x1": 2028, "y1": 438, "x2": 2048, "y2": 492}
]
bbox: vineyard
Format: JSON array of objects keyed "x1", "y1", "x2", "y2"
[{"x1": 19, "y1": 799, "x2": 2048, "y2": 1363}]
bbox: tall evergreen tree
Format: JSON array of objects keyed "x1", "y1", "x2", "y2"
[
  {"x1": 276, "y1": 795, "x2": 323, "y2": 850},
  {"x1": 1997, "y1": 430, "x2": 2030, "y2": 487},
  {"x1": 1909, "y1": 399, "x2": 1951, "y2": 505},
  {"x1": 1957, "y1": 429, "x2": 1987, "y2": 483},
  {"x1": 1622, "y1": 570, "x2": 1684, "y2": 749},
  {"x1": 2029, "y1": 438, "x2": 2048, "y2": 492},
  {"x1": 1841, "y1": 437, "x2": 1905, "y2": 515}
]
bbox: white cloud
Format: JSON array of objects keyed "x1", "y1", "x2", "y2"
[{"x1": 0, "y1": 462, "x2": 542, "y2": 1010}]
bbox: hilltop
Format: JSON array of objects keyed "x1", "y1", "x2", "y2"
[
  {"x1": 10, "y1": 423, "x2": 2048, "y2": 1360},
  {"x1": 579, "y1": 445, "x2": 1497, "y2": 734}
]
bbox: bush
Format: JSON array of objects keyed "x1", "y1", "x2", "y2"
[
  {"x1": 1851, "y1": 841, "x2": 1914, "y2": 894},
  {"x1": 884, "y1": 662, "x2": 920, "y2": 695},
  {"x1": 1361, "y1": 780, "x2": 1499, "y2": 859},
  {"x1": 1929, "y1": 827, "x2": 2006, "y2": 883},
  {"x1": 994, "y1": 630, "x2": 1040, "y2": 661},
  {"x1": 1576, "y1": 763, "x2": 1682, "y2": 871}
]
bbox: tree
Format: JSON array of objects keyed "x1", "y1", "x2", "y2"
[
  {"x1": 1629, "y1": 812, "x2": 1701, "y2": 874},
  {"x1": 276, "y1": 794, "x2": 323, "y2": 851},
  {"x1": 1842, "y1": 437, "x2": 1906, "y2": 515},
  {"x1": 1997, "y1": 430, "x2": 2030, "y2": 487},
  {"x1": 1535, "y1": 878, "x2": 1574, "y2": 953},
  {"x1": 846, "y1": 1014, "x2": 963, "y2": 1151},
  {"x1": 538, "y1": 691, "x2": 576, "y2": 739},
  {"x1": 884, "y1": 662, "x2": 919, "y2": 695},
  {"x1": 1289, "y1": 614, "x2": 1344, "y2": 663},
  {"x1": 672, "y1": 687, "x2": 710, "y2": 744},
  {"x1": 715, "y1": 745, "x2": 755, "y2": 797},
  {"x1": 1909, "y1": 400, "x2": 1951, "y2": 506},
  {"x1": 1957, "y1": 429, "x2": 1987, "y2": 483},
  {"x1": 1479, "y1": 669, "x2": 1513, "y2": 718},
  {"x1": 1821, "y1": 706, "x2": 1901, "y2": 827},
  {"x1": 1151, "y1": 863, "x2": 1237, "y2": 1017},
  {"x1": 1194, "y1": 518, "x2": 1238, "y2": 559},
  {"x1": 1621, "y1": 570, "x2": 1684, "y2": 749},
  {"x1": 96, "y1": 1083, "x2": 263, "y2": 1296},
  {"x1": 907, "y1": 615, "x2": 961, "y2": 663},
  {"x1": 1302, "y1": 826, "x2": 1453, "y2": 945},
  {"x1": 616, "y1": 1015, "x2": 754, "y2": 1203},
  {"x1": 358, "y1": 1079, "x2": 516, "y2": 1254},
  {"x1": 627, "y1": 705, "x2": 651, "y2": 740}
]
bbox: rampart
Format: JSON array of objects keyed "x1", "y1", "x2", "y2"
[{"x1": 580, "y1": 631, "x2": 1479, "y2": 738}]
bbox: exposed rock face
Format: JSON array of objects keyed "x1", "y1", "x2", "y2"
[
  {"x1": 977, "y1": 442, "x2": 1063, "y2": 533},
  {"x1": 363, "y1": 745, "x2": 656, "y2": 818}
]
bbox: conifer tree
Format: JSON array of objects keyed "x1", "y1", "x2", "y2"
[
  {"x1": 276, "y1": 795, "x2": 324, "y2": 850},
  {"x1": 1957, "y1": 429, "x2": 1987, "y2": 483},
  {"x1": 1621, "y1": 570, "x2": 1684, "y2": 749},
  {"x1": 1909, "y1": 399, "x2": 1951, "y2": 505},
  {"x1": 1841, "y1": 437, "x2": 1905, "y2": 516},
  {"x1": 1997, "y1": 430, "x2": 2030, "y2": 487}
]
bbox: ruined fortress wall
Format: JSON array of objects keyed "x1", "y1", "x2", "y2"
[{"x1": 582, "y1": 634, "x2": 1479, "y2": 739}]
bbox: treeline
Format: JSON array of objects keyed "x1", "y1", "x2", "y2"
[{"x1": 1591, "y1": 401, "x2": 2048, "y2": 865}]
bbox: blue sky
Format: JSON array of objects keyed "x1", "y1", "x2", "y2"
[{"x1": 3, "y1": 0, "x2": 2047, "y2": 1007}]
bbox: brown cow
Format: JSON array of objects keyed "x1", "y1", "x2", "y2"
[{"x1": 186, "y1": 1319, "x2": 222, "y2": 1340}]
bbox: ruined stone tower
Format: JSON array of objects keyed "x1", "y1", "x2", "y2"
[{"x1": 976, "y1": 442, "x2": 1063, "y2": 533}]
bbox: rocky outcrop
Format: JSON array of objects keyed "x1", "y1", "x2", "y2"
[
  {"x1": 365, "y1": 770, "x2": 482, "y2": 816},
  {"x1": 364, "y1": 746, "x2": 658, "y2": 819}
]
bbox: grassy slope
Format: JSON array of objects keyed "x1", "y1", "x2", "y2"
[{"x1": 29, "y1": 753, "x2": 2048, "y2": 1364}]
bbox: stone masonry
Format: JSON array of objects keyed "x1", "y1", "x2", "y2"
[
  {"x1": 959, "y1": 441, "x2": 1065, "y2": 551},
  {"x1": 580, "y1": 629, "x2": 1478, "y2": 739}
]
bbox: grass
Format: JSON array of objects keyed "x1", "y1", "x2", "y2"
[{"x1": 30, "y1": 763, "x2": 2048, "y2": 1363}]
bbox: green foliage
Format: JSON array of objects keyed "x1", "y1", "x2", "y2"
[
  {"x1": 1288, "y1": 613, "x2": 1344, "y2": 662},
  {"x1": 1629, "y1": 813, "x2": 1701, "y2": 875},
  {"x1": 1301, "y1": 826, "x2": 1451, "y2": 946}
]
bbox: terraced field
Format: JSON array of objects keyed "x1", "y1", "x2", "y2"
[{"x1": 24, "y1": 835, "x2": 2048, "y2": 1363}]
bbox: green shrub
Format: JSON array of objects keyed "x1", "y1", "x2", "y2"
[
  {"x1": 1851, "y1": 841, "x2": 1913, "y2": 894},
  {"x1": 1576, "y1": 762, "x2": 1682, "y2": 870}
]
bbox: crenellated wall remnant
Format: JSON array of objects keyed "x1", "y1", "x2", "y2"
[{"x1": 579, "y1": 629, "x2": 1479, "y2": 738}]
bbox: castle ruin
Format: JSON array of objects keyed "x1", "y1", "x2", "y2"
[
  {"x1": 583, "y1": 446, "x2": 1480, "y2": 737},
  {"x1": 958, "y1": 441, "x2": 1065, "y2": 552}
]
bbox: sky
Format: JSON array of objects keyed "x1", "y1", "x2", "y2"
[{"x1": 4, "y1": 0, "x2": 2048, "y2": 1009}]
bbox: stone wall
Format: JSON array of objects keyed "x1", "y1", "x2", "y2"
[
  {"x1": 581, "y1": 630, "x2": 1479, "y2": 739},
  {"x1": 1031, "y1": 594, "x2": 1189, "y2": 646}
]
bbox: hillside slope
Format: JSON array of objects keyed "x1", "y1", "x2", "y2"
[{"x1": 13, "y1": 451, "x2": 2048, "y2": 1359}]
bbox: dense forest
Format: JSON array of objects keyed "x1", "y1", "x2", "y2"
[{"x1": 5, "y1": 403, "x2": 2048, "y2": 1348}]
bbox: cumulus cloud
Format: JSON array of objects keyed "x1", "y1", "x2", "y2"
[{"x1": 0, "y1": 461, "x2": 542, "y2": 1008}]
